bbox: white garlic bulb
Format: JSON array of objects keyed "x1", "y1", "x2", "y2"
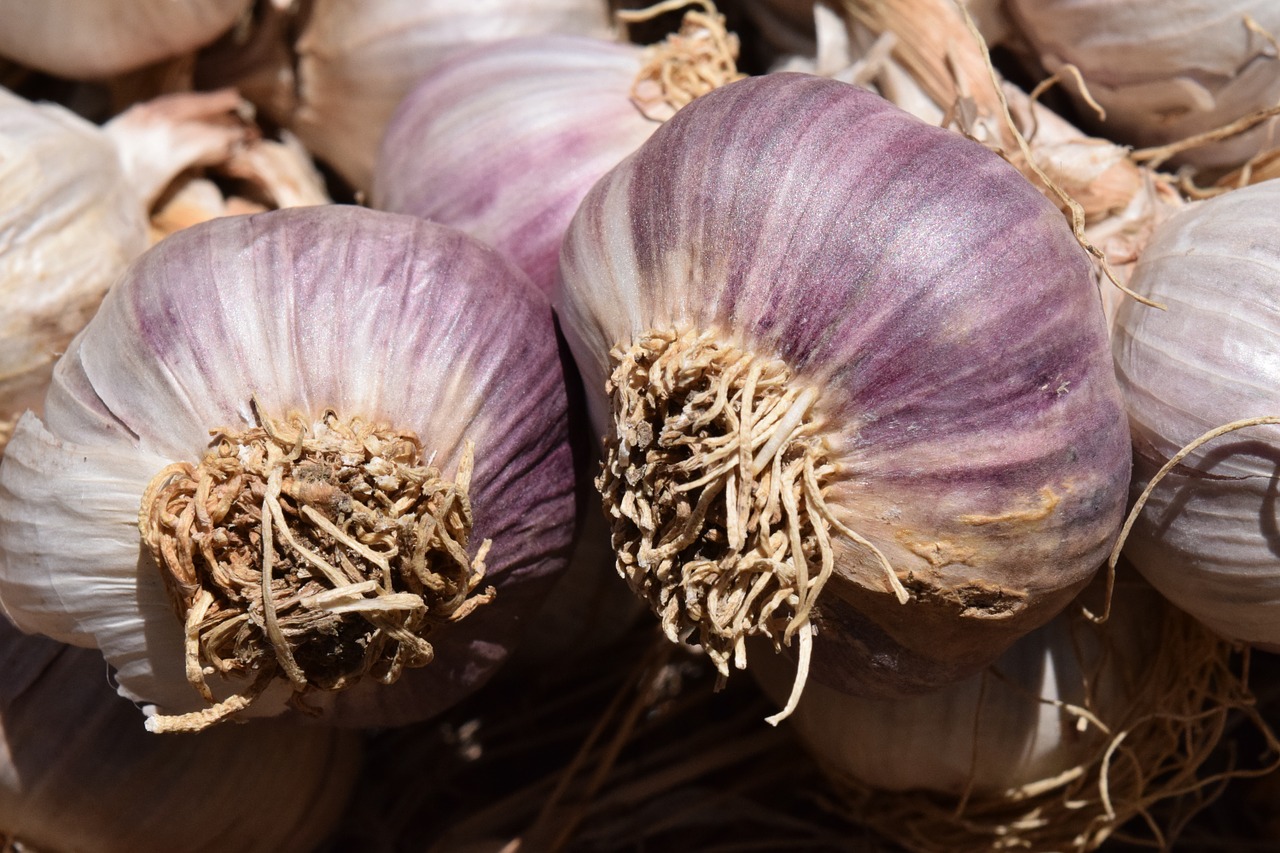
[
  {"x1": 0, "y1": 614, "x2": 360, "y2": 852},
  {"x1": 0, "y1": 0, "x2": 253, "y2": 79},
  {"x1": 1007, "y1": 0, "x2": 1280, "y2": 170},
  {"x1": 0, "y1": 88, "x2": 148, "y2": 453}
]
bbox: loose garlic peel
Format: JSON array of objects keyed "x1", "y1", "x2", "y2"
[
  {"x1": 600, "y1": 326, "x2": 904, "y2": 723},
  {"x1": 138, "y1": 406, "x2": 494, "y2": 733}
]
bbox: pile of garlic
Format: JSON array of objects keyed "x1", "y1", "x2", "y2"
[{"x1": 2, "y1": 1, "x2": 1280, "y2": 851}]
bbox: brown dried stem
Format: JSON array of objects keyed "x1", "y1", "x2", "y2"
[{"x1": 139, "y1": 404, "x2": 493, "y2": 732}]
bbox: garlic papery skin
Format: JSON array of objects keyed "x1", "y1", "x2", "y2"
[
  {"x1": 1006, "y1": 0, "x2": 1280, "y2": 171},
  {"x1": 750, "y1": 575, "x2": 1244, "y2": 851},
  {"x1": 0, "y1": 205, "x2": 575, "y2": 730},
  {"x1": 0, "y1": 87, "x2": 149, "y2": 454},
  {"x1": 0, "y1": 0, "x2": 253, "y2": 79},
  {"x1": 0, "y1": 615, "x2": 360, "y2": 853},
  {"x1": 374, "y1": 35, "x2": 660, "y2": 298},
  {"x1": 1112, "y1": 179, "x2": 1280, "y2": 648},
  {"x1": 556, "y1": 73, "x2": 1131, "y2": 705},
  {"x1": 269, "y1": 0, "x2": 613, "y2": 194}
]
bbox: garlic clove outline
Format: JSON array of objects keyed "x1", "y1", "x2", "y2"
[{"x1": 0, "y1": 205, "x2": 577, "y2": 729}]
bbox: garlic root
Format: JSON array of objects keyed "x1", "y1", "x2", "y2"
[{"x1": 139, "y1": 406, "x2": 495, "y2": 730}]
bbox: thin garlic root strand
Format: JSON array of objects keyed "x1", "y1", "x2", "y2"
[
  {"x1": 139, "y1": 405, "x2": 494, "y2": 730},
  {"x1": 600, "y1": 326, "x2": 900, "y2": 708}
]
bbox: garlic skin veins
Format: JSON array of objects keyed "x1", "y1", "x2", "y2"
[
  {"x1": 0, "y1": 88, "x2": 149, "y2": 453},
  {"x1": 556, "y1": 73, "x2": 1131, "y2": 701},
  {"x1": 0, "y1": 206, "x2": 576, "y2": 728},
  {"x1": 0, "y1": 0, "x2": 252, "y2": 79},
  {"x1": 374, "y1": 35, "x2": 660, "y2": 298},
  {"x1": 1112, "y1": 180, "x2": 1280, "y2": 648},
  {"x1": 1006, "y1": 0, "x2": 1280, "y2": 170},
  {"x1": 271, "y1": 0, "x2": 613, "y2": 193},
  {"x1": 0, "y1": 615, "x2": 359, "y2": 853}
]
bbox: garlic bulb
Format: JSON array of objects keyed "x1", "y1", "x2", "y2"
[
  {"x1": 0, "y1": 86, "x2": 313, "y2": 456},
  {"x1": 1006, "y1": 0, "x2": 1280, "y2": 170},
  {"x1": 751, "y1": 574, "x2": 1246, "y2": 851},
  {"x1": 0, "y1": 88, "x2": 148, "y2": 453},
  {"x1": 1112, "y1": 179, "x2": 1280, "y2": 648},
  {"x1": 240, "y1": 0, "x2": 613, "y2": 194},
  {"x1": 556, "y1": 73, "x2": 1131, "y2": 713},
  {"x1": 0, "y1": 205, "x2": 576, "y2": 731},
  {"x1": 374, "y1": 35, "x2": 661, "y2": 297},
  {"x1": 0, "y1": 0, "x2": 252, "y2": 79},
  {"x1": 0, "y1": 613, "x2": 360, "y2": 852}
]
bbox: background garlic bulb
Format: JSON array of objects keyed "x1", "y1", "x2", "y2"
[
  {"x1": 0, "y1": 87, "x2": 148, "y2": 453},
  {"x1": 0, "y1": 0, "x2": 253, "y2": 79},
  {"x1": 0, "y1": 613, "x2": 360, "y2": 852},
  {"x1": 0, "y1": 205, "x2": 576, "y2": 731},
  {"x1": 374, "y1": 35, "x2": 662, "y2": 297},
  {"x1": 1112, "y1": 179, "x2": 1280, "y2": 648},
  {"x1": 1006, "y1": 0, "x2": 1280, "y2": 170},
  {"x1": 219, "y1": 0, "x2": 614, "y2": 194}
]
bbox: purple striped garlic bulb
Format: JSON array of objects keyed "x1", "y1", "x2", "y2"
[
  {"x1": 1112, "y1": 179, "x2": 1280, "y2": 648},
  {"x1": 0, "y1": 205, "x2": 575, "y2": 732},
  {"x1": 555, "y1": 73, "x2": 1131, "y2": 715},
  {"x1": 374, "y1": 35, "x2": 662, "y2": 297}
]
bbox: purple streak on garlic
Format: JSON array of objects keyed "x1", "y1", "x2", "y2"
[
  {"x1": 1112, "y1": 179, "x2": 1280, "y2": 648},
  {"x1": 0, "y1": 615, "x2": 360, "y2": 852},
  {"x1": 374, "y1": 35, "x2": 660, "y2": 298},
  {"x1": 556, "y1": 73, "x2": 1131, "y2": 703},
  {"x1": 0, "y1": 205, "x2": 575, "y2": 729},
  {"x1": 0, "y1": 0, "x2": 252, "y2": 79}
]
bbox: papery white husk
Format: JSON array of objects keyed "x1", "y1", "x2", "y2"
[
  {"x1": 1006, "y1": 0, "x2": 1280, "y2": 170},
  {"x1": 266, "y1": 0, "x2": 613, "y2": 193},
  {"x1": 0, "y1": 0, "x2": 252, "y2": 79},
  {"x1": 0, "y1": 206, "x2": 575, "y2": 726},
  {"x1": 1112, "y1": 179, "x2": 1280, "y2": 647},
  {"x1": 0, "y1": 614, "x2": 360, "y2": 852}
]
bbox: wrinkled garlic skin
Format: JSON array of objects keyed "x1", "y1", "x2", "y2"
[
  {"x1": 1112, "y1": 181, "x2": 1280, "y2": 648},
  {"x1": 1007, "y1": 0, "x2": 1280, "y2": 170},
  {"x1": 0, "y1": 206, "x2": 575, "y2": 727},
  {"x1": 0, "y1": 0, "x2": 251, "y2": 78},
  {"x1": 557, "y1": 74, "x2": 1131, "y2": 697},
  {"x1": 0, "y1": 615, "x2": 359, "y2": 853},
  {"x1": 375, "y1": 35, "x2": 659, "y2": 298},
  {"x1": 0, "y1": 88, "x2": 148, "y2": 453},
  {"x1": 750, "y1": 577, "x2": 1162, "y2": 795},
  {"x1": 286, "y1": 0, "x2": 613, "y2": 193}
]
